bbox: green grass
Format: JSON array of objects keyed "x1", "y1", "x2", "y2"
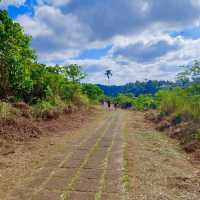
[{"x1": 158, "y1": 87, "x2": 200, "y2": 122}]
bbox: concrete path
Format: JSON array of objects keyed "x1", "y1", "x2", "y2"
[
  {"x1": 7, "y1": 111, "x2": 127, "y2": 200},
  {"x1": 6, "y1": 110, "x2": 200, "y2": 200}
]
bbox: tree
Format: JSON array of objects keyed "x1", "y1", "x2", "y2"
[
  {"x1": 0, "y1": 10, "x2": 36, "y2": 99},
  {"x1": 82, "y1": 84, "x2": 104, "y2": 101},
  {"x1": 176, "y1": 71, "x2": 190, "y2": 87},
  {"x1": 105, "y1": 70, "x2": 112, "y2": 83},
  {"x1": 190, "y1": 60, "x2": 200, "y2": 83},
  {"x1": 64, "y1": 64, "x2": 86, "y2": 83},
  {"x1": 176, "y1": 61, "x2": 200, "y2": 85}
]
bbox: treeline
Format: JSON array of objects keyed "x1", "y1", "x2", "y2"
[
  {"x1": 112, "y1": 61, "x2": 200, "y2": 112},
  {"x1": 158, "y1": 61, "x2": 200, "y2": 123},
  {"x1": 112, "y1": 61, "x2": 200, "y2": 153},
  {"x1": 99, "y1": 68, "x2": 200, "y2": 97},
  {"x1": 0, "y1": 10, "x2": 104, "y2": 120},
  {"x1": 151, "y1": 63, "x2": 200, "y2": 152},
  {"x1": 98, "y1": 80, "x2": 177, "y2": 97}
]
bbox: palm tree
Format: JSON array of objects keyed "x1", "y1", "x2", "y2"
[{"x1": 105, "y1": 70, "x2": 112, "y2": 84}]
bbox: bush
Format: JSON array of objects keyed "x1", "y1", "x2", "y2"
[
  {"x1": 32, "y1": 101, "x2": 60, "y2": 120},
  {"x1": 156, "y1": 85, "x2": 200, "y2": 148},
  {"x1": 72, "y1": 93, "x2": 89, "y2": 109},
  {"x1": 114, "y1": 93, "x2": 157, "y2": 110},
  {"x1": 132, "y1": 95, "x2": 157, "y2": 110},
  {"x1": 0, "y1": 10, "x2": 92, "y2": 112},
  {"x1": 157, "y1": 87, "x2": 200, "y2": 122},
  {"x1": 82, "y1": 84, "x2": 104, "y2": 103}
]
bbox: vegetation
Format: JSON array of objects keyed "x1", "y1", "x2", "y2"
[
  {"x1": 0, "y1": 10, "x2": 103, "y2": 120},
  {"x1": 158, "y1": 61, "x2": 200, "y2": 122},
  {"x1": 152, "y1": 61, "x2": 200, "y2": 149},
  {"x1": 114, "y1": 93, "x2": 157, "y2": 110},
  {"x1": 104, "y1": 70, "x2": 112, "y2": 83},
  {"x1": 82, "y1": 84, "x2": 104, "y2": 103},
  {"x1": 98, "y1": 80, "x2": 177, "y2": 97},
  {"x1": 1, "y1": 7, "x2": 200, "y2": 150},
  {"x1": 157, "y1": 86, "x2": 200, "y2": 122}
]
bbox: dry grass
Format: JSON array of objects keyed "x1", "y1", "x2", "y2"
[
  {"x1": 0, "y1": 101, "x2": 19, "y2": 119},
  {"x1": 124, "y1": 111, "x2": 200, "y2": 200}
]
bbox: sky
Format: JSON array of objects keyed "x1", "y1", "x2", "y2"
[{"x1": 1, "y1": 0, "x2": 200, "y2": 85}]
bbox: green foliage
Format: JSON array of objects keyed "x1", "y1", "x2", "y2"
[
  {"x1": 0, "y1": 10, "x2": 36, "y2": 98},
  {"x1": 63, "y1": 64, "x2": 86, "y2": 83},
  {"x1": 159, "y1": 62, "x2": 200, "y2": 122},
  {"x1": 82, "y1": 84, "x2": 104, "y2": 102},
  {"x1": 0, "y1": 11, "x2": 92, "y2": 114},
  {"x1": 132, "y1": 95, "x2": 157, "y2": 110},
  {"x1": 105, "y1": 70, "x2": 112, "y2": 80},
  {"x1": 114, "y1": 93, "x2": 157, "y2": 110},
  {"x1": 114, "y1": 94, "x2": 134, "y2": 109},
  {"x1": 157, "y1": 86, "x2": 200, "y2": 121},
  {"x1": 177, "y1": 60, "x2": 200, "y2": 84}
]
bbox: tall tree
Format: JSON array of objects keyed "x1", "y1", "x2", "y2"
[
  {"x1": 105, "y1": 70, "x2": 112, "y2": 84},
  {"x1": 176, "y1": 60, "x2": 200, "y2": 85},
  {"x1": 0, "y1": 10, "x2": 36, "y2": 98},
  {"x1": 64, "y1": 64, "x2": 86, "y2": 83}
]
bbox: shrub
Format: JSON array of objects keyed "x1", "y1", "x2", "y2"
[
  {"x1": 72, "y1": 93, "x2": 89, "y2": 109},
  {"x1": 157, "y1": 87, "x2": 200, "y2": 122},
  {"x1": 32, "y1": 101, "x2": 60, "y2": 120},
  {"x1": 114, "y1": 93, "x2": 157, "y2": 110},
  {"x1": 82, "y1": 84, "x2": 104, "y2": 103}
]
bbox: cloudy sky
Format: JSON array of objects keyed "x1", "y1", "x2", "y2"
[{"x1": 1, "y1": 0, "x2": 200, "y2": 84}]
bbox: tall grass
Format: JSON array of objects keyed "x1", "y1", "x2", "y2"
[
  {"x1": 157, "y1": 86, "x2": 200, "y2": 122},
  {"x1": 0, "y1": 101, "x2": 19, "y2": 119}
]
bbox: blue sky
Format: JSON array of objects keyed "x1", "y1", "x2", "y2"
[{"x1": 1, "y1": 0, "x2": 200, "y2": 84}]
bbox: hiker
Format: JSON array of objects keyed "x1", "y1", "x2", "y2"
[
  {"x1": 107, "y1": 100, "x2": 111, "y2": 109},
  {"x1": 103, "y1": 101, "x2": 107, "y2": 108},
  {"x1": 114, "y1": 103, "x2": 118, "y2": 110}
]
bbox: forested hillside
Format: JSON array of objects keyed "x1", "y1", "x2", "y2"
[{"x1": 98, "y1": 80, "x2": 177, "y2": 96}]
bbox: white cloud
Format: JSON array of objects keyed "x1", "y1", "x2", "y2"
[
  {"x1": 37, "y1": 0, "x2": 71, "y2": 7},
  {"x1": 17, "y1": 5, "x2": 92, "y2": 62},
  {"x1": 0, "y1": 0, "x2": 26, "y2": 8},
  {"x1": 17, "y1": 14, "x2": 52, "y2": 37},
  {"x1": 11, "y1": 0, "x2": 200, "y2": 84}
]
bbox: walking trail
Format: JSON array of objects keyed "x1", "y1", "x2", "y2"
[{"x1": 4, "y1": 110, "x2": 200, "y2": 200}]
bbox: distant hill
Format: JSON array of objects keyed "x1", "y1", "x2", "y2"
[{"x1": 98, "y1": 80, "x2": 177, "y2": 96}]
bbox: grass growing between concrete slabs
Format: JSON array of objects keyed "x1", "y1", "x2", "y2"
[
  {"x1": 95, "y1": 121, "x2": 121, "y2": 200},
  {"x1": 94, "y1": 138, "x2": 114, "y2": 200},
  {"x1": 61, "y1": 115, "x2": 117, "y2": 200},
  {"x1": 122, "y1": 118, "x2": 131, "y2": 200}
]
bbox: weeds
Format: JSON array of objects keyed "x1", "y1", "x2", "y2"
[
  {"x1": 158, "y1": 87, "x2": 200, "y2": 122},
  {"x1": 0, "y1": 101, "x2": 19, "y2": 119}
]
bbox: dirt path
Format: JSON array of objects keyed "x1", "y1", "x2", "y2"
[
  {"x1": 124, "y1": 111, "x2": 200, "y2": 200},
  {"x1": 3, "y1": 110, "x2": 200, "y2": 200}
]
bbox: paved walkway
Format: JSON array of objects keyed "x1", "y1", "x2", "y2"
[{"x1": 7, "y1": 111, "x2": 126, "y2": 200}]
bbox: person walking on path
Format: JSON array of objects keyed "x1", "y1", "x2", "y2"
[{"x1": 107, "y1": 100, "x2": 111, "y2": 110}]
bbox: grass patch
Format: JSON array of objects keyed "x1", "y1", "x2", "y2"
[
  {"x1": 122, "y1": 123, "x2": 131, "y2": 200},
  {"x1": 0, "y1": 101, "x2": 20, "y2": 119}
]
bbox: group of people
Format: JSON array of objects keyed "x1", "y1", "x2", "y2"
[{"x1": 102, "y1": 100, "x2": 118, "y2": 110}]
